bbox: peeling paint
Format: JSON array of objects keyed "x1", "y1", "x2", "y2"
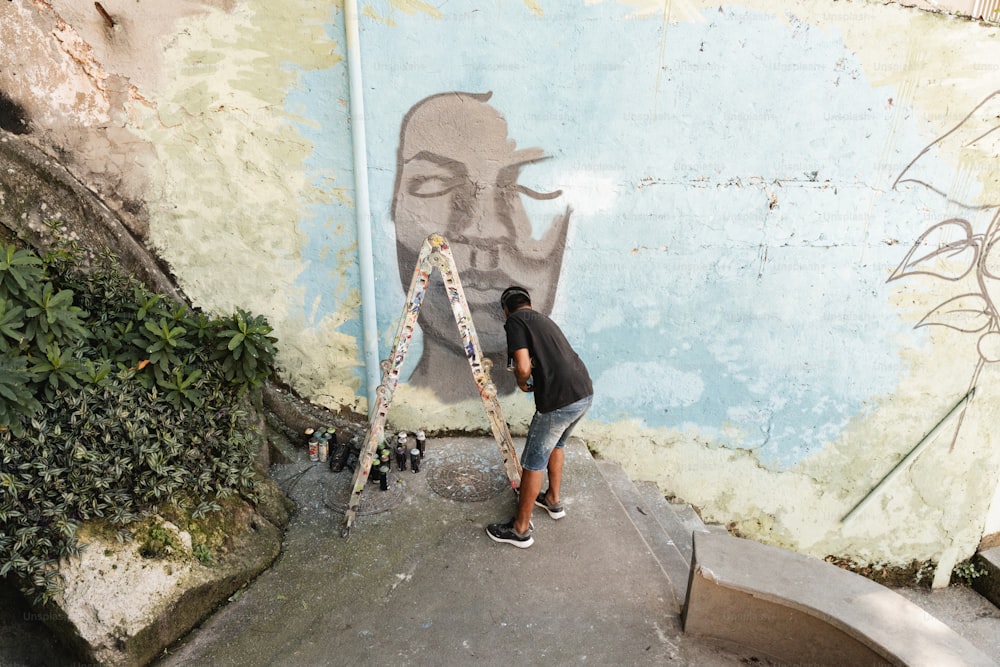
[{"x1": 126, "y1": 0, "x2": 361, "y2": 398}]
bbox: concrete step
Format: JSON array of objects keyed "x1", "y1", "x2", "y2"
[
  {"x1": 633, "y1": 479, "x2": 705, "y2": 564},
  {"x1": 685, "y1": 531, "x2": 998, "y2": 666},
  {"x1": 596, "y1": 458, "x2": 1000, "y2": 663},
  {"x1": 595, "y1": 460, "x2": 696, "y2": 611}
]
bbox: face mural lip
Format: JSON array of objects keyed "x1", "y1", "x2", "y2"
[{"x1": 391, "y1": 91, "x2": 570, "y2": 394}]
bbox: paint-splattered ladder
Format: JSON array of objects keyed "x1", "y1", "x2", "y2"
[{"x1": 341, "y1": 234, "x2": 522, "y2": 537}]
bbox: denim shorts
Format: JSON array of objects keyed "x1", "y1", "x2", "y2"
[{"x1": 520, "y1": 395, "x2": 593, "y2": 471}]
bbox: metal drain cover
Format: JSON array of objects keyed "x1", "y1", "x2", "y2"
[
  {"x1": 325, "y1": 470, "x2": 407, "y2": 516},
  {"x1": 426, "y1": 449, "x2": 511, "y2": 502}
]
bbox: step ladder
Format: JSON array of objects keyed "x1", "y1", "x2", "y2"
[{"x1": 341, "y1": 234, "x2": 522, "y2": 537}]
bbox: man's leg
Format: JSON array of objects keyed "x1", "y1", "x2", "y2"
[
  {"x1": 542, "y1": 396, "x2": 591, "y2": 507},
  {"x1": 545, "y1": 447, "x2": 564, "y2": 504},
  {"x1": 513, "y1": 468, "x2": 542, "y2": 535}
]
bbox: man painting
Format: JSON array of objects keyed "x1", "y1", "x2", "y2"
[{"x1": 391, "y1": 91, "x2": 571, "y2": 401}]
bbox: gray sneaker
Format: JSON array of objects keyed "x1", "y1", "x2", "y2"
[
  {"x1": 486, "y1": 519, "x2": 534, "y2": 548},
  {"x1": 534, "y1": 491, "x2": 566, "y2": 519}
]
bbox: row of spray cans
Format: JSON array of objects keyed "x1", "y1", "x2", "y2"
[
  {"x1": 370, "y1": 430, "x2": 427, "y2": 491},
  {"x1": 305, "y1": 426, "x2": 428, "y2": 485},
  {"x1": 305, "y1": 426, "x2": 357, "y2": 474},
  {"x1": 305, "y1": 426, "x2": 337, "y2": 463}
]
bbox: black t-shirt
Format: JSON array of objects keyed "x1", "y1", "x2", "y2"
[{"x1": 505, "y1": 308, "x2": 593, "y2": 413}]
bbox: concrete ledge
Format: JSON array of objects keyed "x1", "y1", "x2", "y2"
[
  {"x1": 974, "y1": 547, "x2": 1000, "y2": 609},
  {"x1": 682, "y1": 532, "x2": 996, "y2": 667}
]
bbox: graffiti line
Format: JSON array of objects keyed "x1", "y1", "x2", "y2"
[{"x1": 841, "y1": 387, "x2": 975, "y2": 524}]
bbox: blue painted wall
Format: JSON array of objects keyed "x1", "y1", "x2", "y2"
[{"x1": 355, "y1": 3, "x2": 955, "y2": 469}]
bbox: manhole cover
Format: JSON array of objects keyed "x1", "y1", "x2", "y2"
[
  {"x1": 325, "y1": 468, "x2": 407, "y2": 516},
  {"x1": 425, "y1": 449, "x2": 512, "y2": 502}
]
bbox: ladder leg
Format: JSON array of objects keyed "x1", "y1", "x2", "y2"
[
  {"x1": 431, "y1": 236, "x2": 523, "y2": 489},
  {"x1": 342, "y1": 385, "x2": 389, "y2": 537}
]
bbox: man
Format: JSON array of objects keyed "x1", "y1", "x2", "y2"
[
  {"x1": 392, "y1": 91, "x2": 571, "y2": 401},
  {"x1": 486, "y1": 286, "x2": 593, "y2": 548}
]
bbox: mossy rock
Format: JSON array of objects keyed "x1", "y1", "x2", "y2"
[{"x1": 28, "y1": 475, "x2": 291, "y2": 667}]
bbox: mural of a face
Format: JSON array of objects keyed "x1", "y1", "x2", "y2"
[{"x1": 392, "y1": 91, "x2": 570, "y2": 401}]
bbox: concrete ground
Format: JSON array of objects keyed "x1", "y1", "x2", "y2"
[
  {"x1": 153, "y1": 437, "x2": 754, "y2": 666},
  {"x1": 2, "y1": 436, "x2": 1000, "y2": 665}
]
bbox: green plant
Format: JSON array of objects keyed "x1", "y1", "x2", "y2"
[
  {"x1": 193, "y1": 542, "x2": 213, "y2": 565},
  {"x1": 22, "y1": 282, "x2": 89, "y2": 352},
  {"x1": 213, "y1": 309, "x2": 278, "y2": 390},
  {"x1": 0, "y1": 354, "x2": 39, "y2": 434},
  {"x1": 156, "y1": 367, "x2": 204, "y2": 410},
  {"x1": 140, "y1": 522, "x2": 181, "y2": 559},
  {"x1": 0, "y1": 240, "x2": 277, "y2": 602},
  {"x1": 952, "y1": 559, "x2": 988, "y2": 586},
  {"x1": 29, "y1": 343, "x2": 85, "y2": 401},
  {"x1": 138, "y1": 318, "x2": 191, "y2": 373},
  {"x1": 0, "y1": 245, "x2": 43, "y2": 299},
  {"x1": 0, "y1": 297, "x2": 25, "y2": 351}
]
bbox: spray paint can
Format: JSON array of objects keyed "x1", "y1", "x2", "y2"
[
  {"x1": 308, "y1": 437, "x2": 319, "y2": 462},
  {"x1": 343, "y1": 435, "x2": 360, "y2": 472},
  {"x1": 410, "y1": 448, "x2": 421, "y2": 473},
  {"x1": 395, "y1": 445, "x2": 407, "y2": 471},
  {"x1": 379, "y1": 465, "x2": 390, "y2": 491},
  {"x1": 318, "y1": 428, "x2": 332, "y2": 463},
  {"x1": 415, "y1": 430, "x2": 426, "y2": 458},
  {"x1": 330, "y1": 438, "x2": 348, "y2": 472}
]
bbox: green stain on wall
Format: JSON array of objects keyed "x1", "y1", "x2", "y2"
[{"x1": 130, "y1": 0, "x2": 359, "y2": 406}]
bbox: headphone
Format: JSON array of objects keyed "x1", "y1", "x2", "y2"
[{"x1": 500, "y1": 286, "x2": 530, "y2": 311}]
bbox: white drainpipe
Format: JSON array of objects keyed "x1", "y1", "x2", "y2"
[{"x1": 345, "y1": 0, "x2": 380, "y2": 413}]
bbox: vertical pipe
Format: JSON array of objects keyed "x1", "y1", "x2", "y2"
[{"x1": 344, "y1": 0, "x2": 380, "y2": 412}]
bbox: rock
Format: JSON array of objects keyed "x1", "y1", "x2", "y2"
[
  {"x1": 0, "y1": 129, "x2": 180, "y2": 302},
  {"x1": 31, "y1": 477, "x2": 291, "y2": 667}
]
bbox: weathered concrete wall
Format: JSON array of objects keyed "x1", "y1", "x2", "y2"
[{"x1": 3, "y1": 0, "x2": 1000, "y2": 578}]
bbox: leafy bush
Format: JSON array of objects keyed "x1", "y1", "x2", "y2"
[{"x1": 0, "y1": 239, "x2": 278, "y2": 602}]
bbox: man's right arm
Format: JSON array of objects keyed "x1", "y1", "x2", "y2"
[{"x1": 511, "y1": 347, "x2": 533, "y2": 392}]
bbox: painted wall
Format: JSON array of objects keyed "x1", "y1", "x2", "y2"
[{"x1": 3, "y1": 0, "x2": 1000, "y2": 580}]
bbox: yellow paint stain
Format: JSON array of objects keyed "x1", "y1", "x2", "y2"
[
  {"x1": 361, "y1": 5, "x2": 396, "y2": 26},
  {"x1": 388, "y1": 0, "x2": 444, "y2": 19},
  {"x1": 524, "y1": 0, "x2": 544, "y2": 16}
]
